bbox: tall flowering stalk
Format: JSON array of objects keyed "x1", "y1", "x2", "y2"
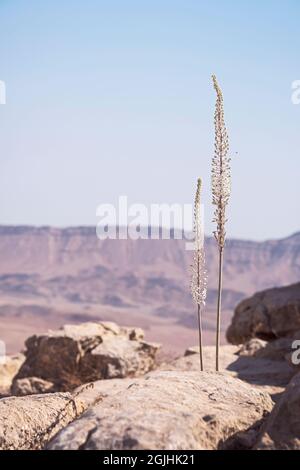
[
  {"x1": 190, "y1": 178, "x2": 207, "y2": 371},
  {"x1": 211, "y1": 75, "x2": 231, "y2": 371}
]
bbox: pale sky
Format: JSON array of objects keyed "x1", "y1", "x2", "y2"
[{"x1": 0, "y1": 0, "x2": 299, "y2": 240}]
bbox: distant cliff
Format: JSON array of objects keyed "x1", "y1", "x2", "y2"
[
  {"x1": 0, "y1": 226, "x2": 299, "y2": 353},
  {"x1": 0, "y1": 225, "x2": 299, "y2": 293}
]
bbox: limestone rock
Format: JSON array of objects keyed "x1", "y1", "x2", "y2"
[
  {"x1": 160, "y1": 345, "x2": 294, "y2": 399},
  {"x1": 237, "y1": 339, "x2": 267, "y2": 357},
  {"x1": 237, "y1": 337, "x2": 297, "y2": 362},
  {"x1": 0, "y1": 391, "x2": 86, "y2": 450},
  {"x1": 256, "y1": 372, "x2": 300, "y2": 449},
  {"x1": 227, "y1": 282, "x2": 300, "y2": 344},
  {"x1": 12, "y1": 322, "x2": 160, "y2": 394},
  {"x1": 12, "y1": 377, "x2": 55, "y2": 396},
  {"x1": 0, "y1": 354, "x2": 25, "y2": 396},
  {"x1": 254, "y1": 338, "x2": 295, "y2": 362},
  {"x1": 48, "y1": 370, "x2": 273, "y2": 450}
]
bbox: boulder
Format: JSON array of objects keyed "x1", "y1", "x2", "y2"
[
  {"x1": 256, "y1": 372, "x2": 300, "y2": 449},
  {"x1": 48, "y1": 370, "x2": 273, "y2": 450},
  {"x1": 0, "y1": 354, "x2": 25, "y2": 396},
  {"x1": 12, "y1": 322, "x2": 160, "y2": 394},
  {"x1": 160, "y1": 345, "x2": 294, "y2": 399},
  {"x1": 227, "y1": 282, "x2": 300, "y2": 344},
  {"x1": 0, "y1": 391, "x2": 87, "y2": 450}
]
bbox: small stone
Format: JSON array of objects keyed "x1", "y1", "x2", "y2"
[{"x1": 12, "y1": 377, "x2": 54, "y2": 396}]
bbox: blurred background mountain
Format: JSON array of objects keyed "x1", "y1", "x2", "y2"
[{"x1": 1, "y1": 225, "x2": 299, "y2": 355}]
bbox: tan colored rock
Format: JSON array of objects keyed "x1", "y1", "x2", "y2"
[
  {"x1": 12, "y1": 322, "x2": 160, "y2": 393},
  {"x1": 254, "y1": 338, "x2": 295, "y2": 362},
  {"x1": 237, "y1": 337, "x2": 296, "y2": 362},
  {"x1": 237, "y1": 339, "x2": 267, "y2": 357},
  {"x1": 227, "y1": 282, "x2": 300, "y2": 344},
  {"x1": 123, "y1": 327, "x2": 144, "y2": 341},
  {"x1": 256, "y1": 372, "x2": 300, "y2": 449},
  {"x1": 237, "y1": 338, "x2": 300, "y2": 378},
  {"x1": 12, "y1": 377, "x2": 55, "y2": 396},
  {"x1": 0, "y1": 354, "x2": 25, "y2": 396},
  {"x1": 0, "y1": 391, "x2": 87, "y2": 450},
  {"x1": 48, "y1": 370, "x2": 273, "y2": 450},
  {"x1": 160, "y1": 345, "x2": 294, "y2": 399}
]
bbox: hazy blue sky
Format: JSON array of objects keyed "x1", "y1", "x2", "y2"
[{"x1": 0, "y1": 0, "x2": 299, "y2": 240}]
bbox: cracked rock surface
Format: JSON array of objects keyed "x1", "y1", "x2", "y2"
[
  {"x1": 0, "y1": 391, "x2": 87, "y2": 450},
  {"x1": 47, "y1": 370, "x2": 273, "y2": 450}
]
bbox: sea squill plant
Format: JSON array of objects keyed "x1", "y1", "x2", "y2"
[
  {"x1": 211, "y1": 75, "x2": 231, "y2": 371},
  {"x1": 190, "y1": 177, "x2": 207, "y2": 371}
]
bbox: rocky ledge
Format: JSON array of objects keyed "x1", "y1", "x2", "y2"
[
  {"x1": 1, "y1": 280, "x2": 300, "y2": 451},
  {"x1": 0, "y1": 370, "x2": 273, "y2": 450},
  {"x1": 0, "y1": 391, "x2": 87, "y2": 450},
  {"x1": 11, "y1": 321, "x2": 160, "y2": 394}
]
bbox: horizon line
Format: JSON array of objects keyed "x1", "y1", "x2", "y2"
[{"x1": 0, "y1": 223, "x2": 299, "y2": 244}]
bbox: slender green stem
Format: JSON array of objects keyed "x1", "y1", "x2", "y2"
[
  {"x1": 216, "y1": 248, "x2": 224, "y2": 371},
  {"x1": 197, "y1": 304, "x2": 204, "y2": 371}
]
